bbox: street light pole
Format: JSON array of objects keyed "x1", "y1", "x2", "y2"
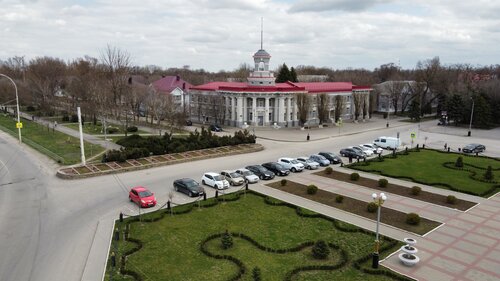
[
  {"x1": 468, "y1": 97, "x2": 474, "y2": 137},
  {"x1": 371, "y1": 192, "x2": 387, "y2": 269},
  {"x1": 0, "y1": 74, "x2": 22, "y2": 143}
]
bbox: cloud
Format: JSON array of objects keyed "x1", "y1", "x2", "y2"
[
  {"x1": 288, "y1": 0, "x2": 392, "y2": 13},
  {"x1": 190, "y1": 0, "x2": 262, "y2": 11}
]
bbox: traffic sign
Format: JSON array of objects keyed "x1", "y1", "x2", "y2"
[
  {"x1": 410, "y1": 132, "x2": 416, "y2": 139},
  {"x1": 16, "y1": 122, "x2": 23, "y2": 129}
]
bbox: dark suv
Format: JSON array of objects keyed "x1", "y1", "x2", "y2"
[
  {"x1": 339, "y1": 148, "x2": 364, "y2": 159},
  {"x1": 210, "y1": 124, "x2": 222, "y2": 132},
  {"x1": 245, "y1": 165, "x2": 275, "y2": 180},
  {"x1": 319, "y1": 152, "x2": 343, "y2": 164},
  {"x1": 262, "y1": 162, "x2": 290, "y2": 176},
  {"x1": 173, "y1": 178, "x2": 205, "y2": 197},
  {"x1": 462, "y1": 143, "x2": 485, "y2": 153}
]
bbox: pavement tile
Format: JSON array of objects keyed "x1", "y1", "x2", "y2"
[
  {"x1": 459, "y1": 213, "x2": 487, "y2": 224},
  {"x1": 435, "y1": 225, "x2": 467, "y2": 238},
  {"x1": 445, "y1": 219, "x2": 477, "y2": 231},
  {"x1": 441, "y1": 248, "x2": 478, "y2": 264},
  {"x1": 413, "y1": 265, "x2": 454, "y2": 281},
  {"x1": 462, "y1": 233, "x2": 497, "y2": 247},
  {"x1": 473, "y1": 226, "x2": 500, "y2": 240},
  {"x1": 477, "y1": 259, "x2": 500, "y2": 275},
  {"x1": 418, "y1": 239, "x2": 447, "y2": 253},
  {"x1": 427, "y1": 256, "x2": 467, "y2": 274},
  {"x1": 465, "y1": 269, "x2": 499, "y2": 281},
  {"x1": 486, "y1": 250, "x2": 500, "y2": 262},
  {"x1": 426, "y1": 232, "x2": 456, "y2": 245},
  {"x1": 399, "y1": 198, "x2": 428, "y2": 208},
  {"x1": 454, "y1": 240, "x2": 489, "y2": 256},
  {"x1": 419, "y1": 211, "x2": 448, "y2": 222},
  {"x1": 476, "y1": 204, "x2": 500, "y2": 213},
  {"x1": 483, "y1": 219, "x2": 500, "y2": 230},
  {"x1": 468, "y1": 208, "x2": 496, "y2": 219}
]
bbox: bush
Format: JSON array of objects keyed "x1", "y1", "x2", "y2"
[
  {"x1": 126, "y1": 126, "x2": 138, "y2": 132},
  {"x1": 221, "y1": 231, "x2": 233, "y2": 249},
  {"x1": 406, "y1": 213, "x2": 420, "y2": 225},
  {"x1": 484, "y1": 166, "x2": 494, "y2": 181},
  {"x1": 378, "y1": 178, "x2": 388, "y2": 187},
  {"x1": 104, "y1": 149, "x2": 126, "y2": 162},
  {"x1": 350, "y1": 173, "x2": 360, "y2": 181},
  {"x1": 26, "y1": 106, "x2": 36, "y2": 112},
  {"x1": 312, "y1": 240, "x2": 330, "y2": 259},
  {"x1": 252, "y1": 267, "x2": 262, "y2": 281},
  {"x1": 367, "y1": 202, "x2": 378, "y2": 213},
  {"x1": 324, "y1": 167, "x2": 333, "y2": 175},
  {"x1": 335, "y1": 195, "x2": 344, "y2": 203},
  {"x1": 62, "y1": 115, "x2": 70, "y2": 122},
  {"x1": 280, "y1": 179, "x2": 287, "y2": 186},
  {"x1": 455, "y1": 156, "x2": 464, "y2": 168},
  {"x1": 446, "y1": 195, "x2": 457, "y2": 205},
  {"x1": 107, "y1": 127, "x2": 119, "y2": 134},
  {"x1": 307, "y1": 185, "x2": 318, "y2": 195},
  {"x1": 70, "y1": 114, "x2": 79, "y2": 123},
  {"x1": 410, "y1": 186, "x2": 421, "y2": 196}
]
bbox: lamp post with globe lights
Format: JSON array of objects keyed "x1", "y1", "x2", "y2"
[
  {"x1": 468, "y1": 97, "x2": 474, "y2": 137},
  {"x1": 0, "y1": 73, "x2": 22, "y2": 143},
  {"x1": 371, "y1": 192, "x2": 387, "y2": 268}
]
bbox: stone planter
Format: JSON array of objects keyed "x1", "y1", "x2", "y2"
[
  {"x1": 398, "y1": 253, "x2": 420, "y2": 266},
  {"x1": 400, "y1": 245, "x2": 418, "y2": 255},
  {"x1": 403, "y1": 238, "x2": 417, "y2": 246}
]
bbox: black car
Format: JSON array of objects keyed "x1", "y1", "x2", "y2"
[
  {"x1": 319, "y1": 152, "x2": 343, "y2": 164},
  {"x1": 185, "y1": 119, "x2": 193, "y2": 126},
  {"x1": 210, "y1": 124, "x2": 222, "y2": 132},
  {"x1": 339, "y1": 148, "x2": 364, "y2": 159},
  {"x1": 246, "y1": 165, "x2": 275, "y2": 180},
  {"x1": 262, "y1": 162, "x2": 290, "y2": 176},
  {"x1": 462, "y1": 143, "x2": 486, "y2": 154},
  {"x1": 173, "y1": 178, "x2": 205, "y2": 197}
]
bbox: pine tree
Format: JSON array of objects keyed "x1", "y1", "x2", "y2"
[
  {"x1": 252, "y1": 267, "x2": 262, "y2": 281},
  {"x1": 221, "y1": 230, "x2": 233, "y2": 249},
  {"x1": 275, "y1": 63, "x2": 291, "y2": 83},
  {"x1": 408, "y1": 99, "x2": 421, "y2": 121},
  {"x1": 312, "y1": 240, "x2": 330, "y2": 259},
  {"x1": 447, "y1": 94, "x2": 464, "y2": 125},
  {"x1": 472, "y1": 94, "x2": 492, "y2": 129},
  {"x1": 484, "y1": 166, "x2": 494, "y2": 181},
  {"x1": 290, "y1": 67, "x2": 298, "y2": 82}
]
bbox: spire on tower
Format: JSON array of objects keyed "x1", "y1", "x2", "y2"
[{"x1": 260, "y1": 17, "x2": 263, "y2": 50}]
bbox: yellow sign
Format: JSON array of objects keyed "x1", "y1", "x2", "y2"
[
  {"x1": 410, "y1": 132, "x2": 416, "y2": 139},
  {"x1": 16, "y1": 122, "x2": 23, "y2": 129}
]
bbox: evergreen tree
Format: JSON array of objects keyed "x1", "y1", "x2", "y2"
[
  {"x1": 252, "y1": 267, "x2": 262, "y2": 281},
  {"x1": 447, "y1": 94, "x2": 464, "y2": 125},
  {"x1": 472, "y1": 94, "x2": 492, "y2": 129},
  {"x1": 221, "y1": 230, "x2": 233, "y2": 249},
  {"x1": 312, "y1": 240, "x2": 330, "y2": 259},
  {"x1": 484, "y1": 166, "x2": 494, "y2": 181},
  {"x1": 408, "y1": 99, "x2": 421, "y2": 121},
  {"x1": 290, "y1": 67, "x2": 298, "y2": 82},
  {"x1": 275, "y1": 63, "x2": 291, "y2": 83}
]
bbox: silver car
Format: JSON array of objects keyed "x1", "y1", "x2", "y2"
[
  {"x1": 221, "y1": 170, "x2": 245, "y2": 186},
  {"x1": 309, "y1": 154, "x2": 330, "y2": 166},
  {"x1": 235, "y1": 168, "x2": 260, "y2": 184},
  {"x1": 296, "y1": 156, "x2": 319, "y2": 169}
]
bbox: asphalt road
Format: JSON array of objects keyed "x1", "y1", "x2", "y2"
[{"x1": 0, "y1": 120, "x2": 498, "y2": 281}]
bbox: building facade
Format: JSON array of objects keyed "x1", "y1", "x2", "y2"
[
  {"x1": 190, "y1": 48, "x2": 371, "y2": 127},
  {"x1": 152, "y1": 75, "x2": 193, "y2": 111}
]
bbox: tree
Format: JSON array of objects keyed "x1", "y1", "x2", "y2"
[
  {"x1": 221, "y1": 230, "x2": 233, "y2": 249},
  {"x1": 312, "y1": 240, "x2": 330, "y2": 259},
  {"x1": 352, "y1": 92, "x2": 363, "y2": 121},
  {"x1": 295, "y1": 93, "x2": 311, "y2": 127},
  {"x1": 334, "y1": 95, "x2": 346, "y2": 122},
  {"x1": 472, "y1": 94, "x2": 491, "y2": 128},
  {"x1": 408, "y1": 98, "x2": 421, "y2": 121},
  {"x1": 415, "y1": 57, "x2": 441, "y2": 116},
  {"x1": 290, "y1": 67, "x2": 298, "y2": 82},
  {"x1": 316, "y1": 93, "x2": 329, "y2": 124},
  {"x1": 252, "y1": 267, "x2": 262, "y2": 281},
  {"x1": 447, "y1": 94, "x2": 464, "y2": 125},
  {"x1": 275, "y1": 63, "x2": 291, "y2": 83},
  {"x1": 27, "y1": 56, "x2": 67, "y2": 113},
  {"x1": 484, "y1": 166, "x2": 493, "y2": 181}
]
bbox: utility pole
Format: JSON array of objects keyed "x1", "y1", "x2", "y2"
[{"x1": 77, "y1": 107, "x2": 86, "y2": 165}]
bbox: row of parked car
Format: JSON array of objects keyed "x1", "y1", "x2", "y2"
[{"x1": 339, "y1": 143, "x2": 384, "y2": 159}]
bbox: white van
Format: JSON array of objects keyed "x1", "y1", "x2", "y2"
[{"x1": 374, "y1": 137, "x2": 400, "y2": 149}]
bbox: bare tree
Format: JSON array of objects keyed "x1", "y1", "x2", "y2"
[
  {"x1": 334, "y1": 95, "x2": 346, "y2": 122},
  {"x1": 316, "y1": 93, "x2": 329, "y2": 125},
  {"x1": 208, "y1": 95, "x2": 226, "y2": 125},
  {"x1": 27, "y1": 57, "x2": 67, "y2": 113},
  {"x1": 352, "y1": 92, "x2": 363, "y2": 121},
  {"x1": 295, "y1": 93, "x2": 311, "y2": 127}
]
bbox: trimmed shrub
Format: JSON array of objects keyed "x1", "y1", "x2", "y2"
[
  {"x1": 221, "y1": 231, "x2": 233, "y2": 249},
  {"x1": 378, "y1": 178, "x2": 388, "y2": 188},
  {"x1": 312, "y1": 240, "x2": 330, "y2": 259},
  {"x1": 26, "y1": 105, "x2": 36, "y2": 112},
  {"x1": 307, "y1": 185, "x2": 318, "y2": 195},
  {"x1": 104, "y1": 149, "x2": 126, "y2": 163},
  {"x1": 324, "y1": 167, "x2": 333, "y2": 175},
  {"x1": 410, "y1": 186, "x2": 421, "y2": 196},
  {"x1": 350, "y1": 173, "x2": 360, "y2": 181},
  {"x1": 406, "y1": 213, "x2": 420, "y2": 225},
  {"x1": 446, "y1": 195, "x2": 457, "y2": 205},
  {"x1": 126, "y1": 126, "x2": 138, "y2": 132},
  {"x1": 484, "y1": 166, "x2": 494, "y2": 181},
  {"x1": 367, "y1": 202, "x2": 378, "y2": 213},
  {"x1": 252, "y1": 267, "x2": 262, "y2": 281},
  {"x1": 107, "y1": 127, "x2": 119, "y2": 134},
  {"x1": 455, "y1": 156, "x2": 464, "y2": 168},
  {"x1": 70, "y1": 114, "x2": 79, "y2": 123},
  {"x1": 280, "y1": 179, "x2": 287, "y2": 186},
  {"x1": 335, "y1": 195, "x2": 344, "y2": 203},
  {"x1": 62, "y1": 115, "x2": 70, "y2": 122}
]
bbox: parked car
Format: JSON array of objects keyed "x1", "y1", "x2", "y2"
[
  {"x1": 201, "y1": 172, "x2": 229, "y2": 190},
  {"x1": 221, "y1": 170, "x2": 245, "y2": 186},
  {"x1": 278, "y1": 157, "x2": 305, "y2": 172},
  {"x1": 361, "y1": 143, "x2": 383, "y2": 154},
  {"x1": 462, "y1": 143, "x2": 486, "y2": 153},
  {"x1": 339, "y1": 148, "x2": 364, "y2": 159},
  {"x1": 129, "y1": 186, "x2": 157, "y2": 208},
  {"x1": 246, "y1": 165, "x2": 275, "y2": 180},
  {"x1": 318, "y1": 152, "x2": 343, "y2": 164},
  {"x1": 262, "y1": 162, "x2": 290, "y2": 176},
  {"x1": 349, "y1": 146, "x2": 369, "y2": 157},
  {"x1": 185, "y1": 119, "x2": 193, "y2": 126},
  {"x1": 374, "y1": 136, "x2": 400, "y2": 149},
  {"x1": 173, "y1": 178, "x2": 205, "y2": 197},
  {"x1": 235, "y1": 168, "x2": 260, "y2": 183},
  {"x1": 210, "y1": 124, "x2": 222, "y2": 132},
  {"x1": 309, "y1": 154, "x2": 330, "y2": 166},
  {"x1": 354, "y1": 146, "x2": 374, "y2": 156},
  {"x1": 295, "y1": 157, "x2": 319, "y2": 170}
]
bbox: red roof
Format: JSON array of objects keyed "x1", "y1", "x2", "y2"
[
  {"x1": 192, "y1": 81, "x2": 371, "y2": 93},
  {"x1": 152, "y1": 76, "x2": 193, "y2": 93}
]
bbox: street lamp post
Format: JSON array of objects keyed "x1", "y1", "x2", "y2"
[
  {"x1": 468, "y1": 97, "x2": 474, "y2": 137},
  {"x1": 371, "y1": 192, "x2": 387, "y2": 269},
  {"x1": 0, "y1": 74, "x2": 22, "y2": 143}
]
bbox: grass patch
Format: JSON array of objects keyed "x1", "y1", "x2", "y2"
[
  {"x1": 315, "y1": 170, "x2": 476, "y2": 211},
  {"x1": 267, "y1": 181, "x2": 441, "y2": 235},
  {"x1": 349, "y1": 149, "x2": 500, "y2": 197},
  {"x1": 64, "y1": 122, "x2": 148, "y2": 135},
  {"x1": 0, "y1": 114, "x2": 104, "y2": 164},
  {"x1": 106, "y1": 192, "x2": 410, "y2": 281}
]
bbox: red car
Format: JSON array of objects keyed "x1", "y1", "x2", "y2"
[{"x1": 129, "y1": 186, "x2": 157, "y2": 208}]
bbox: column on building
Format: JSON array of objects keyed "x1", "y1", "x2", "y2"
[
  {"x1": 225, "y1": 96, "x2": 230, "y2": 125},
  {"x1": 365, "y1": 92, "x2": 370, "y2": 119},
  {"x1": 285, "y1": 97, "x2": 290, "y2": 126},
  {"x1": 278, "y1": 97, "x2": 285, "y2": 125},
  {"x1": 252, "y1": 97, "x2": 257, "y2": 125},
  {"x1": 231, "y1": 96, "x2": 236, "y2": 125},
  {"x1": 292, "y1": 97, "x2": 298, "y2": 125},
  {"x1": 264, "y1": 96, "x2": 269, "y2": 125},
  {"x1": 237, "y1": 96, "x2": 243, "y2": 127},
  {"x1": 243, "y1": 96, "x2": 247, "y2": 125}
]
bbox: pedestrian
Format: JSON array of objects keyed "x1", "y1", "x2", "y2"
[
  {"x1": 444, "y1": 143, "x2": 447, "y2": 150},
  {"x1": 32, "y1": 115, "x2": 34, "y2": 121},
  {"x1": 54, "y1": 121, "x2": 58, "y2": 128}
]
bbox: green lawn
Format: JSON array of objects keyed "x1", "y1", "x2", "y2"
[
  {"x1": 0, "y1": 114, "x2": 104, "y2": 164},
  {"x1": 64, "y1": 122, "x2": 149, "y2": 135},
  {"x1": 350, "y1": 149, "x2": 500, "y2": 197},
  {"x1": 106, "y1": 192, "x2": 408, "y2": 281}
]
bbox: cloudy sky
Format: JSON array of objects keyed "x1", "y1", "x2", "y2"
[{"x1": 1, "y1": 0, "x2": 499, "y2": 72}]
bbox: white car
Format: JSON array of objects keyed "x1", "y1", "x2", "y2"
[
  {"x1": 356, "y1": 145, "x2": 374, "y2": 156},
  {"x1": 361, "y1": 143, "x2": 383, "y2": 154},
  {"x1": 278, "y1": 157, "x2": 305, "y2": 172},
  {"x1": 201, "y1": 172, "x2": 229, "y2": 190},
  {"x1": 235, "y1": 168, "x2": 259, "y2": 184},
  {"x1": 295, "y1": 157, "x2": 319, "y2": 170}
]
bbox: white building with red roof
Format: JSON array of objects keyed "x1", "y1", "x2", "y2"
[
  {"x1": 152, "y1": 75, "x2": 193, "y2": 110},
  {"x1": 190, "y1": 47, "x2": 371, "y2": 128}
]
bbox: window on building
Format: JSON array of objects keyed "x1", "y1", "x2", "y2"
[{"x1": 258, "y1": 99, "x2": 264, "y2": 107}]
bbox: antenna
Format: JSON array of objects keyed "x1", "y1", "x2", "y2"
[{"x1": 260, "y1": 17, "x2": 263, "y2": 50}]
